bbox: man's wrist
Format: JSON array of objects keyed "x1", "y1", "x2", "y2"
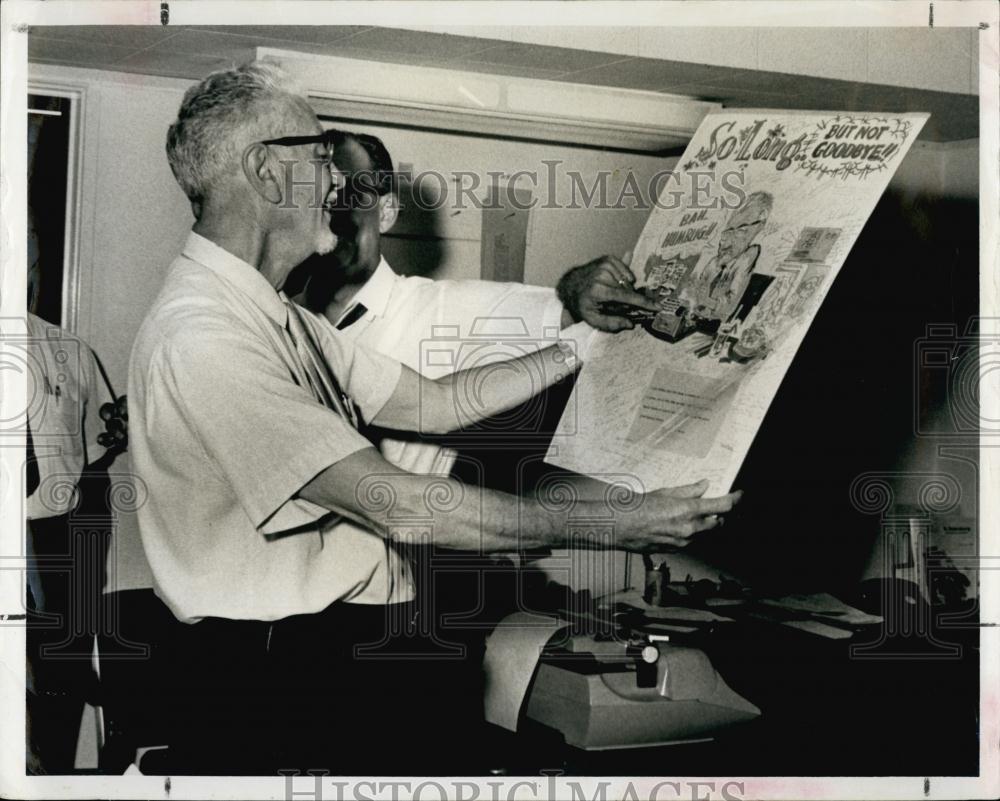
[
  {"x1": 540, "y1": 291, "x2": 571, "y2": 332},
  {"x1": 556, "y1": 265, "x2": 585, "y2": 323},
  {"x1": 557, "y1": 321, "x2": 595, "y2": 364}
]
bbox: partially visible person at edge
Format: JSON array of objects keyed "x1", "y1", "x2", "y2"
[{"x1": 24, "y1": 256, "x2": 124, "y2": 773}]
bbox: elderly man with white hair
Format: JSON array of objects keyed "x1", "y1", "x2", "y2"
[{"x1": 128, "y1": 61, "x2": 741, "y2": 775}]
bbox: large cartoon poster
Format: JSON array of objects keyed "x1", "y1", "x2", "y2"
[{"x1": 547, "y1": 110, "x2": 928, "y2": 495}]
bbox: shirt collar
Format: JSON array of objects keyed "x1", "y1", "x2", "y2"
[
  {"x1": 336, "y1": 256, "x2": 397, "y2": 324},
  {"x1": 182, "y1": 231, "x2": 288, "y2": 327}
]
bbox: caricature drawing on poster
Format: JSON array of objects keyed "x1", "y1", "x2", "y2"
[{"x1": 547, "y1": 111, "x2": 928, "y2": 495}]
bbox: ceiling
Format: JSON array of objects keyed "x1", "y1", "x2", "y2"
[{"x1": 27, "y1": 25, "x2": 979, "y2": 142}]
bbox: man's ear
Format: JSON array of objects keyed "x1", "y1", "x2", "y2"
[
  {"x1": 377, "y1": 193, "x2": 399, "y2": 234},
  {"x1": 242, "y1": 142, "x2": 283, "y2": 204}
]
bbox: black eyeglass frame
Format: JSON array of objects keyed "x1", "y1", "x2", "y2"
[
  {"x1": 259, "y1": 131, "x2": 336, "y2": 148},
  {"x1": 256, "y1": 132, "x2": 339, "y2": 185}
]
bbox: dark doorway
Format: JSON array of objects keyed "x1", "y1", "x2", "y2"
[{"x1": 28, "y1": 93, "x2": 72, "y2": 324}]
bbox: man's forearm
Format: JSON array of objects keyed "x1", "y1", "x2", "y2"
[
  {"x1": 362, "y1": 474, "x2": 566, "y2": 551},
  {"x1": 301, "y1": 447, "x2": 580, "y2": 550},
  {"x1": 372, "y1": 342, "x2": 578, "y2": 435},
  {"x1": 428, "y1": 342, "x2": 577, "y2": 434}
]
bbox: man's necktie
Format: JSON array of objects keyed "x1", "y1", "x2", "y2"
[
  {"x1": 336, "y1": 302, "x2": 368, "y2": 331},
  {"x1": 284, "y1": 301, "x2": 359, "y2": 428},
  {"x1": 710, "y1": 263, "x2": 730, "y2": 298}
]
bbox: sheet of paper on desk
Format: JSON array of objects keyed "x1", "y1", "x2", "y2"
[
  {"x1": 769, "y1": 617, "x2": 854, "y2": 640},
  {"x1": 642, "y1": 621, "x2": 700, "y2": 635},
  {"x1": 546, "y1": 111, "x2": 927, "y2": 495},
  {"x1": 743, "y1": 609, "x2": 855, "y2": 639},
  {"x1": 643, "y1": 606, "x2": 735, "y2": 623},
  {"x1": 483, "y1": 612, "x2": 570, "y2": 732},
  {"x1": 759, "y1": 592, "x2": 883, "y2": 626}
]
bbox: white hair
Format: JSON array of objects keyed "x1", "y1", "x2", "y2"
[{"x1": 166, "y1": 61, "x2": 310, "y2": 202}]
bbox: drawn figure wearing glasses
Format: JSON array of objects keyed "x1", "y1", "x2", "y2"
[{"x1": 688, "y1": 191, "x2": 773, "y2": 325}]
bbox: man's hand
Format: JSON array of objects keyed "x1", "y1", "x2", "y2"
[
  {"x1": 557, "y1": 254, "x2": 658, "y2": 332},
  {"x1": 616, "y1": 480, "x2": 742, "y2": 552}
]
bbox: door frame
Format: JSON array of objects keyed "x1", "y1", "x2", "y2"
[{"x1": 27, "y1": 82, "x2": 86, "y2": 332}]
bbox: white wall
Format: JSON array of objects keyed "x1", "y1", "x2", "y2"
[
  {"x1": 30, "y1": 66, "x2": 196, "y2": 384},
  {"x1": 324, "y1": 119, "x2": 674, "y2": 287}
]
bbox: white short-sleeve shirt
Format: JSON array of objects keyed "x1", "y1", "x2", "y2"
[
  {"x1": 129, "y1": 233, "x2": 407, "y2": 623},
  {"x1": 25, "y1": 313, "x2": 112, "y2": 520},
  {"x1": 330, "y1": 258, "x2": 585, "y2": 475}
]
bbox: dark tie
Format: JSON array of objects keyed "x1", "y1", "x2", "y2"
[
  {"x1": 336, "y1": 302, "x2": 368, "y2": 331},
  {"x1": 710, "y1": 263, "x2": 730, "y2": 298}
]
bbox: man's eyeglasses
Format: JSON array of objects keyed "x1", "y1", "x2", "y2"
[
  {"x1": 258, "y1": 131, "x2": 337, "y2": 176},
  {"x1": 260, "y1": 132, "x2": 335, "y2": 148},
  {"x1": 722, "y1": 219, "x2": 767, "y2": 235}
]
